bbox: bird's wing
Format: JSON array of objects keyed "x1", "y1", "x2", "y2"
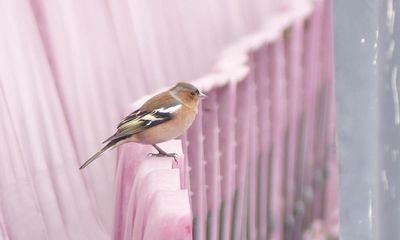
[
  {"x1": 117, "y1": 109, "x2": 145, "y2": 128},
  {"x1": 103, "y1": 103, "x2": 182, "y2": 144},
  {"x1": 117, "y1": 91, "x2": 179, "y2": 128}
]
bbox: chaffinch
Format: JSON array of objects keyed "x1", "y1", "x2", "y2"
[{"x1": 79, "y1": 82, "x2": 207, "y2": 169}]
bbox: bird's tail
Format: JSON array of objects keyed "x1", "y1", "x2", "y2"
[{"x1": 79, "y1": 140, "x2": 118, "y2": 170}]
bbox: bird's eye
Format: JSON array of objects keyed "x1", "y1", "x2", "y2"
[
  {"x1": 195, "y1": 90, "x2": 200, "y2": 94},
  {"x1": 190, "y1": 91, "x2": 196, "y2": 96}
]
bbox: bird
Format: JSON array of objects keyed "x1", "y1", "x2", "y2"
[{"x1": 79, "y1": 82, "x2": 207, "y2": 169}]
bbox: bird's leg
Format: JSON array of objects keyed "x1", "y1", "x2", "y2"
[
  {"x1": 149, "y1": 144, "x2": 178, "y2": 164},
  {"x1": 152, "y1": 144, "x2": 169, "y2": 155}
]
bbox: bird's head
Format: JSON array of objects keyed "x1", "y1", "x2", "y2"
[{"x1": 170, "y1": 82, "x2": 207, "y2": 108}]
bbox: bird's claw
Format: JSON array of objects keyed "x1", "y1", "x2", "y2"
[{"x1": 148, "y1": 152, "x2": 179, "y2": 164}]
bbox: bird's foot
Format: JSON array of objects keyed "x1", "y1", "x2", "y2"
[{"x1": 148, "y1": 152, "x2": 178, "y2": 164}]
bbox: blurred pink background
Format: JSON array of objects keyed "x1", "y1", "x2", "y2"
[{"x1": 0, "y1": 0, "x2": 337, "y2": 239}]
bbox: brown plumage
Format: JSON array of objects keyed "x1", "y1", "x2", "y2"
[{"x1": 79, "y1": 82, "x2": 207, "y2": 169}]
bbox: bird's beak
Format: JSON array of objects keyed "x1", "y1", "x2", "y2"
[{"x1": 199, "y1": 92, "x2": 207, "y2": 99}]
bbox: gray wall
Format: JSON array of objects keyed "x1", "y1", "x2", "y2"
[{"x1": 334, "y1": 0, "x2": 400, "y2": 239}]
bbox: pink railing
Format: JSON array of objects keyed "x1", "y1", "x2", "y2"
[
  {"x1": 114, "y1": 0, "x2": 338, "y2": 240},
  {"x1": 113, "y1": 141, "x2": 192, "y2": 240}
]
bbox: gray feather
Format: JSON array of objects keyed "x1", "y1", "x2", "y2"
[{"x1": 79, "y1": 140, "x2": 119, "y2": 169}]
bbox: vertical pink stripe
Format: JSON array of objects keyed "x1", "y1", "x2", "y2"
[
  {"x1": 187, "y1": 108, "x2": 207, "y2": 240},
  {"x1": 246, "y1": 53, "x2": 259, "y2": 239},
  {"x1": 269, "y1": 38, "x2": 287, "y2": 240},
  {"x1": 202, "y1": 91, "x2": 222, "y2": 239},
  {"x1": 217, "y1": 82, "x2": 237, "y2": 240},
  {"x1": 232, "y1": 76, "x2": 251, "y2": 239},
  {"x1": 254, "y1": 44, "x2": 272, "y2": 239},
  {"x1": 283, "y1": 20, "x2": 304, "y2": 240}
]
